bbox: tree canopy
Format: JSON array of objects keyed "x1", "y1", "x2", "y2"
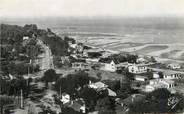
[{"x1": 43, "y1": 69, "x2": 58, "y2": 87}]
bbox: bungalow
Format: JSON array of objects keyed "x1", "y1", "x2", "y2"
[
  {"x1": 72, "y1": 62, "x2": 90, "y2": 71},
  {"x1": 163, "y1": 72, "x2": 182, "y2": 80},
  {"x1": 145, "y1": 79, "x2": 175, "y2": 92},
  {"x1": 89, "y1": 82, "x2": 117, "y2": 96},
  {"x1": 128, "y1": 64, "x2": 148, "y2": 74},
  {"x1": 167, "y1": 63, "x2": 181, "y2": 69}
]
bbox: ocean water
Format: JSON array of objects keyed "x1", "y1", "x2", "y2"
[
  {"x1": 2, "y1": 17, "x2": 184, "y2": 61},
  {"x1": 2, "y1": 17, "x2": 184, "y2": 44}
]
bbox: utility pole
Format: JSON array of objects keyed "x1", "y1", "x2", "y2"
[
  {"x1": 60, "y1": 86, "x2": 61, "y2": 98},
  {"x1": 20, "y1": 89, "x2": 23, "y2": 109}
]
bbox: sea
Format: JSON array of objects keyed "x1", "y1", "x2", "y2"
[
  {"x1": 1, "y1": 17, "x2": 184, "y2": 61},
  {"x1": 2, "y1": 17, "x2": 184, "y2": 44}
]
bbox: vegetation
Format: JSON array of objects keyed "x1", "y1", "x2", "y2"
[
  {"x1": 0, "y1": 96, "x2": 14, "y2": 114},
  {"x1": 99, "y1": 53, "x2": 138, "y2": 64},
  {"x1": 0, "y1": 76, "x2": 30, "y2": 97},
  {"x1": 129, "y1": 88, "x2": 176, "y2": 113},
  {"x1": 42, "y1": 69, "x2": 58, "y2": 88},
  {"x1": 1, "y1": 24, "x2": 76, "y2": 75},
  {"x1": 54, "y1": 71, "x2": 91, "y2": 98},
  {"x1": 79, "y1": 86, "x2": 98, "y2": 111},
  {"x1": 96, "y1": 97, "x2": 116, "y2": 114}
]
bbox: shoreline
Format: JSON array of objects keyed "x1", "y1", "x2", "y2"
[{"x1": 85, "y1": 42, "x2": 184, "y2": 64}]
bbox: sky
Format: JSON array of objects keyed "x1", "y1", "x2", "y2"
[{"x1": 0, "y1": 0, "x2": 184, "y2": 18}]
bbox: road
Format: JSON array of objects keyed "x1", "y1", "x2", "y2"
[
  {"x1": 37, "y1": 39, "x2": 54, "y2": 71},
  {"x1": 148, "y1": 67, "x2": 184, "y2": 74}
]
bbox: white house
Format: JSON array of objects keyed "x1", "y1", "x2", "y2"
[
  {"x1": 145, "y1": 79, "x2": 175, "y2": 92},
  {"x1": 128, "y1": 64, "x2": 148, "y2": 74},
  {"x1": 153, "y1": 72, "x2": 160, "y2": 79},
  {"x1": 167, "y1": 63, "x2": 181, "y2": 69},
  {"x1": 89, "y1": 82, "x2": 117, "y2": 96},
  {"x1": 60, "y1": 93, "x2": 70, "y2": 104},
  {"x1": 72, "y1": 62, "x2": 90, "y2": 71},
  {"x1": 102, "y1": 60, "x2": 117, "y2": 72},
  {"x1": 163, "y1": 72, "x2": 182, "y2": 80}
]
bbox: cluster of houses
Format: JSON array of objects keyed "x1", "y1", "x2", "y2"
[
  {"x1": 57, "y1": 41, "x2": 184, "y2": 113},
  {"x1": 60, "y1": 81, "x2": 117, "y2": 113}
]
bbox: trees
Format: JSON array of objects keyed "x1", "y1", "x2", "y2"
[
  {"x1": 129, "y1": 88, "x2": 171, "y2": 113},
  {"x1": 0, "y1": 97, "x2": 14, "y2": 114},
  {"x1": 148, "y1": 88, "x2": 171, "y2": 100},
  {"x1": 103, "y1": 80, "x2": 120, "y2": 92},
  {"x1": 96, "y1": 97, "x2": 116, "y2": 114},
  {"x1": 79, "y1": 87, "x2": 98, "y2": 111},
  {"x1": 43, "y1": 69, "x2": 58, "y2": 88},
  {"x1": 54, "y1": 71, "x2": 90, "y2": 98}
]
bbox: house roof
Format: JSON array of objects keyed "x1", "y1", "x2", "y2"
[
  {"x1": 163, "y1": 71, "x2": 182, "y2": 76},
  {"x1": 101, "y1": 58, "x2": 120, "y2": 64},
  {"x1": 93, "y1": 82, "x2": 108, "y2": 88},
  {"x1": 107, "y1": 88, "x2": 117, "y2": 96},
  {"x1": 135, "y1": 75, "x2": 148, "y2": 79},
  {"x1": 62, "y1": 92, "x2": 69, "y2": 96}
]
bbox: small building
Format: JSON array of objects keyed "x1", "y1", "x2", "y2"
[
  {"x1": 72, "y1": 62, "x2": 90, "y2": 71},
  {"x1": 167, "y1": 63, "x2": 181, "y2": 69},
  {"x1": 60, "y1": 93, "x2": 70, "y2": 104},
  {"x1": 128, "y1": 64, "x2": 148, "y2": 74},
  {"x1": 136, "y1": 57, "x2": 148, "y2": 64},
  {"x1": 134, "y1": 75, "x2": 148, "y2": 82},
  {"x1": 89, "y1": 82, "x2": 117, "y2": 97},
  {"x1": 145, "y1": 79, "x2": 175, "y2": 92},
  {"x1": 153, "y1": 72, "x2": 160, "y2": 79},
  {"x1": 86, "y1": 58, "x2": 99, "y2": 64},
  {"x1": 101, "y1": 60, "x2": 118, "y2": 72},
  {"x1": 89, "y1": 82, "x2": 108, "y2": 89},
  {"x1": 23, "y1": 36, "x2": 29, "y2": 40},
  {"x1": 163, "y1": 72, "x2": 182, "y2": 80}
]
